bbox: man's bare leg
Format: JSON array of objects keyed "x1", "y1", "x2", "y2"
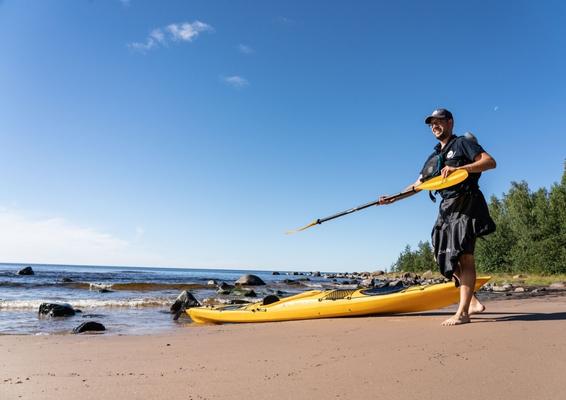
[
  {"x1": 453, "y1": 272, "x2": 485, "y2": 315},
  {"x1": 469, "y1": 293, "x2": 485, "y2": 315},
  {"x1": 441, "y1": 254, "x2": 476, "y2": 326}
]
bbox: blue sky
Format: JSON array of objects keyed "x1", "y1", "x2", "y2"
[{"x1": 0, "y1": 0, "x2": 564, "y2": 272}]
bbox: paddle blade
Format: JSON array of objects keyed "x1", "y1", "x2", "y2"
[
  {"x1": 285, "y1": 220, "x2": 319, "y2": 235},
  {"x1": 417, "y1": 169, "x2": 469, "y2": 191}
]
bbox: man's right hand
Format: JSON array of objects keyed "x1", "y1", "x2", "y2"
[{"x1": 378, "y1": 195, "x2": 395, "y2": 205}]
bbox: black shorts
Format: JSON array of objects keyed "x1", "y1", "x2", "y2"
[
  {"x1": 431, "y1": 190, "x2": 495, "y2": 280},
  {"x1": 462, "y1": 237, "x2": 476, "y2": 255}
]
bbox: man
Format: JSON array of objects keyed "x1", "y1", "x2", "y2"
[{"x1": 381, "y1": 108, "x2": 496, "y2": 326}]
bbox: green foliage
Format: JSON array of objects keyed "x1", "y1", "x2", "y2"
[
  {"x1": 396, "y1": 162, "x2": 566, "y2": 275},
  {"x1": 393, "y1": 241, "x2": 435, "y2": 272}
]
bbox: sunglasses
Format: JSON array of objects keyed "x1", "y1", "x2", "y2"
[{"x1": 428, "y1": 118, "x2": 448, "y2": 126}]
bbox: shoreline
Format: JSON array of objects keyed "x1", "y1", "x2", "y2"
[{"x1": 2, "y1": 295, "x2": 566, "y2": 400}]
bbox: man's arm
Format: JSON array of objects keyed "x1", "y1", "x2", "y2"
[
  {"x1": 440, "y1": 152, "x2": 496, "y2": 178},
  {"x1": 379, "y1": 177, "x2": 422, "y2": 205}
]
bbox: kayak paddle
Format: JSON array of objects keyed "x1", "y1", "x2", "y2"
[{"x1": 286, "y1": 169, "x2": 468, "y2": 234}]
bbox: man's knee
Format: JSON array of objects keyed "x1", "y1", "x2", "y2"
[{"x1": 459, "y1": 253, "x2": 476, "y2": 269}]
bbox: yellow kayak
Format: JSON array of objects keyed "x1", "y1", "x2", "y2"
[{"x1": 187, "y1": 276, "x2": 491, "y2": 324}]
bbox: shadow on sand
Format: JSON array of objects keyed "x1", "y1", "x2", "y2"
[{"x1": 404, "y1": 311, "x2": 566, "y2": 322}]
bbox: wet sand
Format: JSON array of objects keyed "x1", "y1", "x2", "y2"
[{"x1": 2, "y1": 295, "x2": 566, "y2": 400}]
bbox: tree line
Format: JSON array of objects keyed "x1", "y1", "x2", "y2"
[{"x1": 393, "y1": 163, "x2": 566, "y2": 275}]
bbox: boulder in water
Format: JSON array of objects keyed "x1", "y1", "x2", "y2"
[
  {"x1": 231, "y1": 288, "x2": 257, "y2": 297},
  {"x1": 38, "y1": 303, "x2": 76, "y2": 317},
  {"x1": 283, "y1": 279, "x2": 302, "y2": 285},
  {"x1": 218, "y1": 282, "x2": 235, "y2": 291},
  {"x1": 73, "y1": 321, "x2": 105, "y2": 334},
  {"x1": 235, "y1": 274, "x2": 266, "y2": 286},
  {"x1": 17, "y1": 266, "x2": 34, "y2": 275},
  {"x1": 170, "y1": 290, "x2": 201, "y2": 320},
  {"x1": 262, "y1": 295, "x2": 280, "y2": 305},
  {"x1": 217, "y1": 282, "x2": 235, "y2": 295}
]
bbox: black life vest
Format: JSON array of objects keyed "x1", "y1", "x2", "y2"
[{"x1": 421, "y1": 135, "x2": 477, "y2": 202}]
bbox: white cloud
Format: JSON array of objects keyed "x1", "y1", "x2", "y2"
[
  {"x1": 129, "y1": 28, "x2": 164, "y2": 52},
  {"x1": 129, "y1": 20, "x2": 213, "y2": 53},
  {"x1": 0, "y1": 209, "x2": 168, "y2": 267},
  {"x1": 150, "y1": 28, "x2": 165, "y2": 44},
  {"x1": 167, "y1": 21, "x2": 213, "y2": 42},
  {"x1": 237, "y1": 44, "x2": 254, "y2": 54},
  {"x1": 222, "y1": 75, "x2": 249, "y2": 89}
]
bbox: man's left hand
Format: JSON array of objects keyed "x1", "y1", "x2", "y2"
[{"x1": 440, "y1": 165, "x2": 458, "y2": 178}]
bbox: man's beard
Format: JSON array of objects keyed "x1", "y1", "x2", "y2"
[{"x1": 436, "y1": 130, "x2": 450, "y2": 141}]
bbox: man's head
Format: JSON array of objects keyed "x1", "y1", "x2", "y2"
[{"x1": 425, "y1": 108, "x2": 454, "y2": 141}]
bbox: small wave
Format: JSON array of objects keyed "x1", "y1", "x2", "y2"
[
  {"x1": 300, "y1": 282, "x2": 324, "y2": 288},
  {"x1": 89, "y1": 283, "x2": 113, "y2": 291},
  {"x1": 0, "y1": 282, "x2": 57, "y2": 288},
  {"x1": 0, "y1": 298, "x2": 173, "y2": 310},
  {"x1": 0, "y1": 281, "x2": 210, "y2": 292},
  {"x1": 84, "y1": 282, "x2": 210, "y2": 291}
]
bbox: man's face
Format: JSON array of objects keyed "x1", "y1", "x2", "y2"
[{"x1": 428, "y1": 118, "x2": 453, "y2": 140}]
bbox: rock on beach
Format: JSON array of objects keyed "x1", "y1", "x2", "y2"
[{"x1": 235, "y1": 274, "x2": 266, "y2": 286}]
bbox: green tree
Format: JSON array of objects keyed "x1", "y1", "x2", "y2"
[
  {"x1": 393, "y1": 241, "x2": 435, "y2": 272},
  {"x1": 476, "y1": 196, "x2": 515, "y2": 273},
  {"x1": 547, "y1": 162, "x2": 566, "y2": 273}
]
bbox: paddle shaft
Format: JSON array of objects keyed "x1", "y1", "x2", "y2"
[{"x1": 315, "y1": 186, "x2": 418, "y2": 225}]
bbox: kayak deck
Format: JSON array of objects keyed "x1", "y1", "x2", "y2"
[{"x1": 187, "y1": 276, "x2": 491, "y2": 324}]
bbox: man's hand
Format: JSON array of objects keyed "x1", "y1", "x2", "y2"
[
  {"x1": 378, "y1": 195, "x2": 395, "y2": 205},
  {"x1": 440, "y1": 165, "x2": 458, "y2": 178},
  {"x1": 440, "y1": 152, "x2": 496, "y2": 178}
]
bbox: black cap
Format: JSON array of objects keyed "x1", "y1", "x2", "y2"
[{"x1": 424, "y1": 108, "x2": 453, "y2": 124}]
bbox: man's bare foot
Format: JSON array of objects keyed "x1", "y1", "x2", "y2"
[
  {"x1": 468, "y1": 295, "x2": 486, "y2": 315},
  {"x1": 441, "y1": 314, "x2": 470, "y2": 326}
]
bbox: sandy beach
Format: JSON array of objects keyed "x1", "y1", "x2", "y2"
[{"x1": 2, "y1": 294, "x2": 566, "y2": 400}]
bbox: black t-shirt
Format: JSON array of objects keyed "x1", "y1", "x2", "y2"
[{"x1": 419, "y1": 135, "x2": 485, "y2": 199}]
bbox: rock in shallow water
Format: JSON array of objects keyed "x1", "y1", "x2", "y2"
[
  {"x1": 73, "y1": 321, "x2": 105, "y2": 334},
  {"x1": 231, "y1": 288, "x2": 257, "y2": 297},
  {"x1": 170, "y1": 291, "x2": 201, "y2": 315},
  {"x1": 218, "y1": 282, "x2": 235, "y2": 291},
  {"x1": 17, "y1": 266, "x2": 34, "y2": 275},
  {"x1": 235, "y1": 274, "x2": 266, "y2": 286},
  {"x1": 38, "y1": 303, "x2": 76, "y2": 317}
]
